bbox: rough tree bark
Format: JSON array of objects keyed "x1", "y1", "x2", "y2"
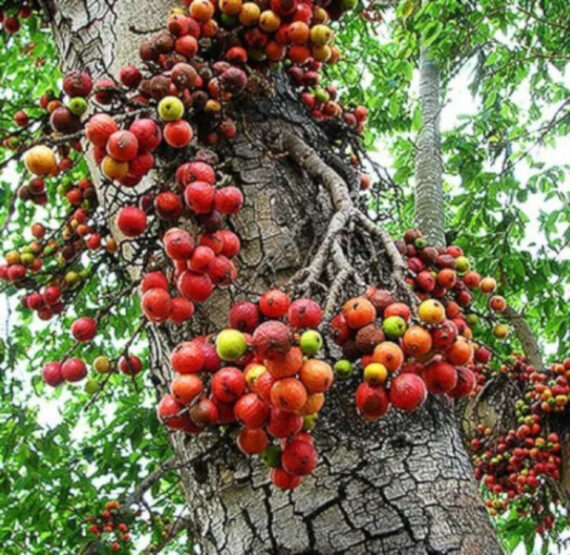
[
  {"x1": 414, "y1": 44, "x2": 446, "y2": 247},
  {"x1": 45, "y1": 1, "x2": 502, "y2": 553}
]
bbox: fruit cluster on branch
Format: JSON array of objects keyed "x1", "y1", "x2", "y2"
[{"x1": 158, "y1": 291, "x2": 332, "y2": 489}]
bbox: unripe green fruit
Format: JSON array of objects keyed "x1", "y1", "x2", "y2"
[
  {"x1": 465, "y1": 313, "x2": 478, "y2": 326},
  {"x1": 220, "y1": 13, "x2": 238, "y2": 26},
  {"x1": 314, "y1": 87, "x2": 329, "y2": 103},
  {"x1": 414, "y1": 237, "x2": 427, "y2": 249},
  {"x1": 455, "y1": 256, "x2": 470, "y2": 273},
  {"x1": 382, "y1": 315, "x2": 407, "y2": 339},
  {"x1": 85, "y1": 379, "x2": 101, "y2": 395},
  {"x1": 79, "y1": 268, "x2": 90, "y2": 279},
  {"x1": 300, "y1": 330, "x2": 323, "y2": 355},
  {"x1": 334, "y1": 359, "x2": 353, "y2": 379},
  {"x1": 68, "y1": 97, "x2": 88, "y2": 116},
  {"x1": 339, "y1": 0, "x2": 357, "y2": 10},
  {"x1": 303, "y1": 413, "x2": 318, "y2": 431},
  {"x1": 20, "y1": 253, "x2": 35, "y2": 266},
  {"x1": 93, "y1": 356, "x2": 111, "y2": 374},
  {"x1": 65, "y1": 271, "x2": 80, "y2": 285},
  {"x1": 158, "y1": 96, "x2": 185, "y2": 122},
  {"x1": 215, "y1": 329, "x2": 247, "y2": 361}
]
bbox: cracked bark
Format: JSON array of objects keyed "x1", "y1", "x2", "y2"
[
  {"x1": 415, "y1": 44, "x2": 446, "y2": 247},
  {"x1": 45, "y1": 1, "x2": 502, "y2": 553}
]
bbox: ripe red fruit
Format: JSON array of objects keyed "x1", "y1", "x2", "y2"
[
  {"x1": 42, "y1": 362, "x2": 64, "y2": 387},
  {"x1": 444, "y1": 338, "x2": 473, "y2": 365},
  {"x1": 259, "y1": 289, "x2": 290, "y2": 318},
  {"x1": 229, "y1": 301, "x2": 260, "y2": 333},
  {"x1": 355, "y1": 382, "x2": 390, "y2": 420},
  {"x1": 63, "y1": 70, "x2": 93, "y2": 97},
  {"x1": 449, "y1": 367, "x2": 475, "y2": 398},
  {"x1": 119, "y1": 65, "x2": 142, "y2": 88},
  {"x1": 93, "y1": 78, "x2": 117, "y2": 104},
  {"x1": 106, "y1": 130, "x2": 139, "y2": 162},
  {"x1": 270, "y1": 378, "x2": 308, "y2": 412},
  {"x1": 218, "y1": 230, "x2": 240, "y2": 257},
  {"x1": 71, "y1": 317, "x2": 97, "y2": 342},
  {"x1": 119, "y1": 355, "x2": 143, "y2": 375},
  {"x1": 7, "y1": 265, "x2": 26, "y2": 281},
  {"x1": 85, "y1": 233, "x2": 102, "y2": 250},
  {"x1": 211, "y1": 367, "x2": 246, "y2": 403},
  {"x1": 270, "y1": 467, "x2": 303, "y2": 489},
  {"x1": 343, "y1": 297, "x2": 376, "y2": 329},
  {"x1": 384, "y1": 302, "x2": 412, "y2": 322},
  {"x1": 3, "y1": 17, "x2": 20, "y2": 34},
  {"x1": 421, "y1": 360, "x2": 458, "y2": 394},
  {"x1": 389, "y1": 373, "x2": 428, "y2": 412},
  {"x1": 463, "y1": 271, "x2": 481, "y2": 289},
  {"x1": 154, "y1": 192, "x2": 183, "y2": 221},
  {"x1": 212, "y1": 397, "x2": 237, "y2": 424},
  {"x1": 474, "y1": 346, "x2": 491, "y2": 364},
  {"x1": 129, "y1": 119, "x2": 162, "y2": 151},
  {"x1": 489, "y1": 295, "x2": 507, "y2": 313},
  {"x1": 142, "y1": 288, "x2": 172, "y2": 322},
  {"x1": 176, "y1": 161, "x2": 216, "y2": 186},
  {"x1": 176, "y1": 271, "x2": 213, "y2": 302},
  {"x1": 252, "y1": 370, "x2": 275, "y2": 401},
  {"x1": 164, "y1": 228, "x2": 194, "y2": 260},
  {"x1": 253, "y1": 321, "x2": 293, "y2": 359},
  {"x1": 287, "y1": 299, "x2": 323, "y2": 329},
  {"x1": 169, "y1": 297, "x2": 195, "y2": 324},
  {"x1": 129, "y1": 152, "x2": 155, "y2": 176},
  {"x1": 14, "y1": 110, "x2": 29, "y2": 127},
  {"x1": 171, "y1": 374, "x2": 203, "y2": 405},
  {"x1": 117, "y1": 206, "x2": 147, "y2": 237},
  {"x1": 200, "y1": 342, "x2": 222, "y2": 373},
  {"x1": 164, "y1": 120, "x2": 193, "y2": 148},
  {"x1": 416, "y1": 270, "x2": 436, "y2": 292},
  {"x1": 184, "y1": 181, "x2": 215, "y2": 213},
  {"x1": 330, "y1": 313, "x2": 350, "y2": 345},
  {"x1": 171, "y1": 341, "x2": 205, "y2": 374},
  {"x1": 402, "y1": 325, "x2": 432, "y2": 357},
  {"x1": 175, "y1": 34, "x2": 199, "y2": 57},
  {"x1": 214, "y1": 186, "x2": 243, "y2": 214},
  {"x1": 281, "y1": 439, "x2": 317, "y2": 476},
  {"x1": 190, "y1": 397, "x2": 219, "y2": 427},
  {"x1": 86, "y1": 114, "x2": 118, "y2": 148},
  {"x1": 43, "y1": 285, "x2": 61, "y2": 305},
  {"x1": 237, "y1": 428, "x2": 268, "y2": 455},
  {"x1": 171, "y1": 62, "x2": 199, "y2": 90},
  {"x1": 141, "y1": 271, "x2": 169, "y2": 292},
  {"x1": 267, "y1": 407, "x2": 304, "y2": 438},
  {"x1": 431, "y1": 320, "x2": 458, "y2": 351},
  {"x1": 199, "y1": 232, "x2": 224, "y2": 254},
  {"x1": 299, "y1": 360, "x2": 334, "y2": 393},
  {"x1": 61, "y1": 358, "x2": 87, "y2": 382},
  {"x1": 188, "y1": 246, "x2": 215, "y2": 272},
  {"x1": 234, "y1": 393, "x2": 270, "y2": 428},
  {"x1": 157, "y1": 394, "x2": 189, "y2": 430},
  {"x1": 26, "y1": 292, "x2": 44, "y2": 310}
]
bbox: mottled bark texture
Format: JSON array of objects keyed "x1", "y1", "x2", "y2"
[
  {"x1": 45, "y1": 1, "x2": 501, "y2": 552},
  {"x1": 415, "y1": 45, "x2": 446, "y2": 247}
]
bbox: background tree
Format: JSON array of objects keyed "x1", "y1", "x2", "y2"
[{"x1": 0, "y1": 1, "x2": 568, "y2": 554}]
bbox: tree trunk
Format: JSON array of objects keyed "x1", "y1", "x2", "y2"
[
  {"x1": 45, "y1": 1, "x2": 502, "y2": 552},
  {"x1": 414, "y1": 45, "x2": 446, "y2": 247}
]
